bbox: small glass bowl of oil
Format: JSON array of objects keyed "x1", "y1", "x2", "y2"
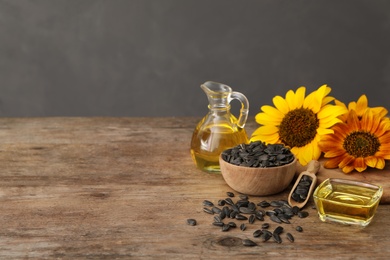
[{"x1": 313, "y1": 178, "x2": 383, "y2": 227}]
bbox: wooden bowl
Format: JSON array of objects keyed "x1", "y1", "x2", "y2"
[{"x1": 219, "y1": 155, "x2": 297, "y2": 196}]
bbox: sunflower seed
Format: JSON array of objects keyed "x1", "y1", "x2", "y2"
[
  {"x1": 203, "y1": 200, "x2": 214, "y2": 207},
  {"x1": 240, "y1": 207, "x2": 255, "y2": 214},
  {"x1": 242, "y1": 239, "x2": 257, "y2": 247},
  {"x1": 249, "y1": 214, "x2": 255, "y2": 224},
  {"x1": 203, "y1": 207, "x2": 214, "y2": 214},
  {"x1": 222, "y1": 224, "x2": 230, "y2": 232},
  {"x1": 260, "y1": 231, "x2": 272, "y2": 242},
  {"x1": 212, "y1": 207, "x2": 222, "y2": 214},
  {"x1": 231, "y1": 204, "x2": 239, "y2": 213},
  {"x1": 230, "y1": 211, "x2": 238, "y2": 219},
  {"x1": 273, "y1": 233, "x2": 282, "y2": 243},
  {"x1": 218, "y1": 199, "x2": 226, "y2": 206},
  {"x1": 270, "y1": 214, "x2": 282, "y2": 224},
  {"x1": 224, "y1": 198, "x2": 234, "y2": 206},
  {"x1": 298, "y1": 211, "x2": 309, "y2": 218},
  {"x1": 227, "y1": 192, "x2": 235, "y2": 197},
  {"x1": 235, "y1": 214, "x2": 248, "y2": 220},
  {"x1": 262, "y1": 223, "x2": 270, "y2": 229},
  {"x1": 273, "y1": 226, "x2": 284, "y2": 235},
  {"x1": 219, "y1": 210, "x2": 226, "y2": 220},
  {"x1": 270, "y1": 201, "x2": 283, "y2": 207},
  {"x1": 253, "y1": 229, "x2": 263, "y2": 237},
  {"x1": 187, "y1": 219, "x2": 196, "y2": 226},
  {"x1": 228, "y1": 222, "x2": 237, "y2": 228},
  {"x1": 236, "y1": 200, "x2": 249, "y2": 208},
  {"x1": 212, "y1": 222, "x2": 224, "y2": 227},
  {"x1": 286, "y1": 233, "x2": 295, "y2": 242},
  {"x1": 257, "y1": 201, "x2": 271, "y2": 208},
  {"x1": 292, "y1": 206, "x2": 300, "y2": 215},
  {"x1": 240, "y1": 223, "x2": 246, "y2": 231},
  {"x1": 296, "y1": 226, "x2": 303, "y2": 232},
  {"x1": 239, "y1": 194, "x2": 248, "y2": 200}
]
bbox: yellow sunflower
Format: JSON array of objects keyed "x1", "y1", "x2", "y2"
[
  {"x1": 250, "y1": 85, "x2": 347, "y2": 166},
  {"x1": 319, "y1": 106, "x2": 390, "y2": 173},
  {"x1": 335, "y1": 94, "x2": 388, "y2": 122}
]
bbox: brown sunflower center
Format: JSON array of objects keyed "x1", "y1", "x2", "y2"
[
  {"x1": 343, "y1": 131, "x2": 380, "y2": 157},
  {"x1": 279, "y1": 108, "x2": 319, "y2": 148}
]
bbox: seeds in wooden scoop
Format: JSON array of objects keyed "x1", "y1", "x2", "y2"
[{"x1": 291, "y1": 175, "x2": 313, "y2": 203}]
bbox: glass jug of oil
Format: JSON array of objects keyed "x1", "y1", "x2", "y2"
[{"x1": 190, "y1": 81, "x2": 249, "y2": 173}]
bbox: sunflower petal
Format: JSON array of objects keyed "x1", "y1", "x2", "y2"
[
  {"x1": 360, "y1": 109, "x2": 374, "y2": 132},
  {"x1": 311, "y1": 85, "x2": 331, "y2": 113},
  {"x1": 298, "y1": 143, "x2": 316, "y2": 166},
  {"x1": 322, "y1": 96, "x2": 335, "y2": 106},
  {"x1": 342, "y1": 165, "x2": 355, "y2": 173},
  {"x1": 378, "y1": 133, "x2": 390, "y2": 144},
  {"x1": 375, "y1": 157, "x2": 386, "y2": 169},
  {"x1": 285, "y1": 89, "x2": 297, "y2": 110},
  {"x1": 338, "y1": 154, "x2": 355, "y2": 168},
  {"x1": 348, "y1": 101, "x2": 357, "y2": 112},
  {"x1": 324, "y1": 149, "x2": 346, "y2": 158},
  {"x1": 371, "y1": 107, "x2": 388, "y2": 118},
  {"x1": 312, "y1": 143, "x2": 322, "y2": 160},
  {"x1": 255, "y1": 112, "x2": 281, "y2": 125},
  {"x1": 335, "y1": 99, "x2": 347, "y2": 109},
  {"x1": 346, "y1": 110, "x2": 360, "y2": 130},
  {"x1": 324, "y1": 157, "x2": 342, "y2": 168},
  {"x1": 365, "y1": 156, "x2": 378, "y2": 168},
  {"x1": 317, "y1": 127, "x2": 334, "y2": 135},
  {"x1": 354, "y1": 157, "x2": 367, "y2": 172},
  {"x1": 304, "y1": 89, "x2": 322, "y2": 113},
  {"x1": 261, "y1": 105, "x2": 285, "y2": 120},
  {"x1": 272, "y1": 95, "x2": 290, "y2": 115},
  {"x1": 355, "y1": 95, "x2": 368, "y2": 116},
  {"x1": 319, "y1": 118, "x2": 343, "y2": 129},
  {"x1": 294, "y1": 87, "x2": 306, "y2": 108},
  {"x1": 317, "y1": 105, "x2": 348, "y2": 121}
]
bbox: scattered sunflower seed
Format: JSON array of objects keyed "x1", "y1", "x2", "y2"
[
  {"x1": 240, "y1": 223, "x2": 246, "y2": 231},
  {"x1": 262, "y1": 223, "x2": 270, "y2": 229},
  {"x1": 296, "y1": 226, "x2": 303, "y2": 232},
  {"x1": 242, "y1": 239, "x2": 257, "y2": 247},
  {"x1": 253, "y1": 229, "x2": 263, "y2": 237},
  {"x1": 187, "y1": 219, "x2": 197, "y2": 226},
  {"x1": 227, "y1": 192, "x2": 235, "y2": 197},
  {"x1": 286, "y1": 233, "x2": 294, "y2": 242},
  {"x1": 203, "y1": 200, "x2": 214, "y2": 207}
]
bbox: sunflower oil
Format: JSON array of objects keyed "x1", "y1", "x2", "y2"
[
  {"x1": 313, "y1": 178, "x2": 382, "y2": 227},
  {"x1": 191, "y1": 81, "x2": 249, "y2": 173},
  {"x1": 191, "y1": 122, "x2": 248, "y2": 173}
]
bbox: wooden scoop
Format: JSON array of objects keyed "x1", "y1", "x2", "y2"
[{"x1": 288, "y1": 160, "x2": 321, "y2": 209}]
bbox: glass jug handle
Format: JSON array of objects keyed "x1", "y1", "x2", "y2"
[{"x1": 229, "y1": 91, "x2": 249, "y2": 128}]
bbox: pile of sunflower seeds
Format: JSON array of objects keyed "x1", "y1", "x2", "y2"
[
  {"x1": 187, "y1": 191, "x2": 309, "y2": 246},
  {"x1": 221, "y1": 141, "x2": 294, "y2": 167}
]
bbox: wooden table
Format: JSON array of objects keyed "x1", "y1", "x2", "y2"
[{"x1": 0, "y1": 117, "x2": 389, "y2": 259}]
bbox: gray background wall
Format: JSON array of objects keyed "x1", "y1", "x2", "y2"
[{"x1": 1, "y1": 0, "x2": 389, "y2": 117}]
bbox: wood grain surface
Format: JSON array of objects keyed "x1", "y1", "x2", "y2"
[{"x1": 0, "y1": 117, "x2": 389, "y2": 259}]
